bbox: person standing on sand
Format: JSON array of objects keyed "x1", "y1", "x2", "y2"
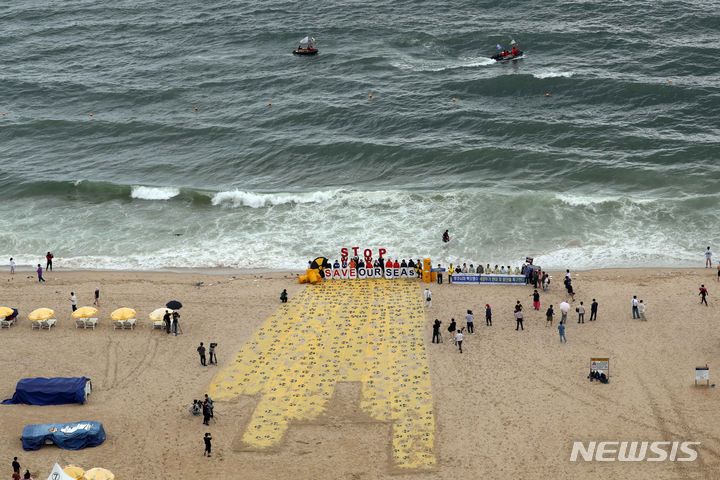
[
  {"x1": 546, "y1": 305, "x2": 554, "y2": 326},
  {"x1": 163, "y1": 311, "x2": 171, "y2": 334},
  {"x1": 558, "y1": 322, "x2": 566, "y2": 343},
  {"x1": 93, "y1": 288, "x2": 100, "y2": 306},
  {"x1": 705, "y1": 246, "x2": 712, "y2": 268},
  {"x1": 638, "y1": 300, "x2": 647, "y2": 320},
  {"x1": 172, "y1": 311, "x2": 179, "y2": 335},
  {"x1": 465, "y1": 310, "x2": 474, "y2": 333},
  {"x1": 70, "y1": 292, "x2": 77, "y2": 312},
  {"x1": 632, "y1": 296, "x2": 639, "y2": 319},
  {"x1": 203, "y1": 433, "x2": 212, "y2": 457},
  {"x1": 36, "y1": 264, "x2": 45, "y2": 283},
  {"x1": 576, "y1": 301, "x2": 585, "y2": 323},
  {"x1": 197, "y1": 342, "x2": 207, "y2": 366},
  {"x1": 9, "y1": 258, "x2": 15, "y2": 276},
  {"x1": 436, "y1": 264, "x2": 443, "y2": 284},
  {"x1": 515, "y1": 309, "x2": 524, "y2": 331},
  {"x1": 209, "y1": 343, "x2": 217, "y2": 365},
  {"x1": 699, "y1": 284, "x2": 709, "y2": 305},
  {"x1": 590, "y1": 299, "x2": 598, "y2": 321},
  {"x1": 12, "y1": 457, "x2": 20, "y2": 475},
  {"x1": 485, "y1": 304, "x2": 492, "y2": 326},
  {"x1": 531, "y1": 289, "x2": 541, "y2": 310},
  {"x1": 424, "y1": 288, "x2": 432, "y2": 308},
  {"x1": 45, "y1": 252, "x2": 53, "y2": 271},
  {"x1": 432, "y1": 319, "x2": 441, "y2": 343}
]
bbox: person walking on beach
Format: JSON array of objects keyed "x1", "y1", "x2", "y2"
[
  {"x1": 45, "y1": 252, "x2": 53, "y2": 271},
  {"x1": 531, "y1": 289, "x2": 541, "y2": 310},
  {"x1": 172, "y1": 311, "x2": 180, "y2": 335},
  {"x1": 638, "y1": 300, "x2": 647, "y2": 320},
  {"x1": 515, "y1": 309, "x2": 524, "y2": 331},
  {"x1": 465, "y1": 310, "x2": 474, "y2": 333},
  {"x1": 70, "y1": 292, "x2": 77, "y2": 312},
  {"x1": 9, "y1": 258, "x2": 15, "y2": 277},
  {"x1": 447, "y1": 319, "x2": 457, "y2": 343},
  {"x1": 424, "y1": 288, "x2": 432, "y2": 308},
  {"x1": 705, "y1": 246, "x2": 712, "y2": 268},
  {"x1": 12, "y1": 457, "x2": 20, "y2": 475},
  {"x1": 485, "y1": 304, "x2": 492, "y2": 326},
  {"x1": 197, "y1": 342, "x2": 207, "y2": 366},
  {"x1": 455, "y1": 329, "x2": 464, "y2": 353},
  {"x1": 36, "y1": 264, "x2": 45, "y2": 283},
  {"x1": 203, "y1": 433, "x2": 212, "y2": 457},
  {"x1": 559, "y1": 301, "x2": 570, "y2": 324},
  {"x1": 432, "y1": 319, "x2": 442, "y2": 343},
  {"x1": 632, "y1": 296, "x2": 639, "y2": 319},
  {"x1": 558, "y1": 322, "x2": 566, "y2": 343},
  {"x1": 436, "y1": 264, "x2": 443, "y2": 284},
  {"x1": 590, "y1": 299, "x2": 598, "y2": 321},
  {"x1": 699, "y1": 285, "x2": 709, "y2": 305},
  {"x1": 280, "y1": 289, "x2": 288, "y2": 303},
  {"x1": 93, "y1": 288, "x2": 100, "y2": 306},
  {"x1": 209, "y1": 343, "x2": 217, "y2": 365},
  {"x1": 576, "y1": 301, "x2": 585, "y2": 323},
  {"x1": 546, "y1": 305, "x2": 554, "y2": 326}
]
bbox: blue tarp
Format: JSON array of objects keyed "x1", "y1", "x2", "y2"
[
  {"x1": 2, "y1": 377, "x2": 91, "y2": 405},
  {"x1": 21, "y1": 421, "x2": 105, "y2": 451}
]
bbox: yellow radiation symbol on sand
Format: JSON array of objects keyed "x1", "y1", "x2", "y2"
[{"x1": 208, "y1": 279, "x2": 435, "y2": 469}]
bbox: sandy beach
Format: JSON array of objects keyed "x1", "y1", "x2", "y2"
[{"x1": 1, "y1": 267, "x2": 719, "y2": 479}]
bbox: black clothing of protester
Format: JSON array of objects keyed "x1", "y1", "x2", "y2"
[
  {"x1": 280, "y1": 289, "x2": 288, "y2": 303},
  {"x1": 204, "y1": 434, "x2": 212, "y2": 456},
  {"x1": 408, "y1": 259, "x2": 416, "y2": 268},
  {"x1": 401, "y1": 260, "x2": 407, "y2": 268},
  {"x1": 164, "y1": 312, "x2": 171, "y2": 334},
  {"x1": 432, "y1": 320, "x2": 441, "y2": 343},
  {"x1": 447, "y1": 319, "x2": 456, "y2": 335},
  {"x1": 485, "y1": 306, "x2": 492, "y2": 326},
  {"x1": 202, "y1": 402, "x2": 211, "y2": 425},
  {"x1": 12, "y1": 459, "x2": 20, "y2": 474},
  {"x1": 437, "y1": 272, "x2": 443, "y2": 284},
  {"x1": 198, "y1": 344, "x2": 207, "y2": 366},
  {"x1": 590, "y1": 301, "x2": 598, "y2": 321}
]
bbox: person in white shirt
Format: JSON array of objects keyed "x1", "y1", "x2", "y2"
[
  {"x1": 631, "y1": 296, "x2": 639, "y2": 319},
  {"x1": 9, "y1": 257, "x2": 15, "y2": 276},
  {"x1": 638, "y1": 300, "x2": 646, "y2": 320},
  {"x1": 70, "y1": 292, "x2": 78, "y2": 312},
  {"x1": 576, "y1": 301, "x2": 585, "y2": 323},
  {"x1": 423, "y1": 288, "x2": 432, "y2": 308},
  {"x1": 454, "y1": 329, "x2": 464, "y2": 353},
  {"x1": 705, "y1": 247, "x2": 712, "y2": 268}
]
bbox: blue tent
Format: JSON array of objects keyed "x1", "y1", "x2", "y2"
[
  {"x1": 22, "y1": 421, "x2": 105, "y2": 451},
  {"x1": 2, "y1": 377, "x2": 91, "y2": 406}
]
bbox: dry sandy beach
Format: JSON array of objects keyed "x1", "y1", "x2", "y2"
[{"x1": 1, "y1": 268, "x2": 719, "y2": 479}]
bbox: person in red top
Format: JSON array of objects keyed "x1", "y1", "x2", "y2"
[
  {"x1": 511, "y1": 45, "x2": 520, "y2": 56},
  {"x1": 46, "y1": 251, "x2": 53, "y2": 271},
  {"x1": 385, "y1": 259, "x2": 393, "y2": 268},
  {"x1": 699, "y1": 284, "x2": 709, "y2": 306},
  {"x1": 393, "y1": 259, "x2": 400, "y2": 269}
]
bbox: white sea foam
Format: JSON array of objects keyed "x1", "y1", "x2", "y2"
[
  {"x1": 391, "y1": 56, "x2": 494, "y2": 72},
  {"x1": 211, "y1": 189, "x2": 338, "y2": 208},
  {"x1": 131, "y1": 186, "x2": 180, "y2": 200},
  {"x1": 533, "y1": 69, "x2": 574, "y2": 79}
]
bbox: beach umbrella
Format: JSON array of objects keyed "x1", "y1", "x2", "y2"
[
  {"x1": 63, "y1": 465, "x2": 85, "y2": 480},
  {"x1": 0, "y1": 306, "x2": 14, "y2": 318},
  {"x1": 72, "y1": 306, "x2": 98, "y2": 319},
  {"x1": 29, "y1": 308, "x2": 54, "y2": 321},
  {"x1": 166, "y1": 300, "x2": 182, "y2": 310},
  {"x1": 149, "y1": 307, "x2": 173, "y2": 321},
  {"x1": 111, "y1": 307, "x2": 137, "y2": 321},
  {"x1": 83, "y1": 468, "x2": 114, "y2": 480}
]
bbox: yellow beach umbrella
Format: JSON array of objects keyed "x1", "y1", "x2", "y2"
[
  {"x1": 0, "y1": 306, "x2": 14, "y2": 317},
  {"x1": 72, "y1": 306, "x2": 98, "y2": 319},
  {"x1": 149, "y1": 307, "x2": 173, "y2": 321},
  {"x1": 29, "y1": 308, "x2": 54, "y2": 321},
  {"x1": 111, "y1": 307, "x2": 136, "y2": 321},
  {"x1": 83, "y1": 468, "x2": 114, "y2": 480},
  {"x1": 63, "y1": 465, "x2": 85, "y2": 480}
]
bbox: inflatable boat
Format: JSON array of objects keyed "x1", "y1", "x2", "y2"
[
  {"x1": 491, "y1": 51, "x2": 524, "y2": 62},
  {"x1": 293, "y1": 35, "x2": 318, "y2": 55}
]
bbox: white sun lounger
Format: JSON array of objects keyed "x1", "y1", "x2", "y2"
[
  {"x1": 122, "y1": 318, "x2": 136, "y2": 330},
  {"x1": 39, "y1": 319, "x2": 56, "y2": 330},
  {"x1": 1, "y1": 317, "x2": 16, "y2": 329},
  {"x1": 113, "y1": 320, "x2": 125, "y2": 330},
  {"x1": 84, "y1": 318, "x2": 98, "y2": 329},
  {"x1": 152, "y1": 320, "x2": 164, "y2": 330},
  {"x1": 75, "y1": 319, "x2": 86, "y2": 329}
]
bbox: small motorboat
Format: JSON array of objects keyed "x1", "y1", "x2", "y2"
[{"x1": 293, "y1": 35, "x2": 318, "y2": 55}]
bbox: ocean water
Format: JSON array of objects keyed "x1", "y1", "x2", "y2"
[{"x1": 1, "y1": 0, "x2": 719, "y2": 270}]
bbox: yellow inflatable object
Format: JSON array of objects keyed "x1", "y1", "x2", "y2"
[
  {"x1": 0, "y1": 306, "x2": 14, "y2": 318},
  {"x1": 298, "y1": 274, "x2": 308, "y2": 284},
  {"x1": 422, "y1": 271, "x2": 431, "y2": 283},
  {"x1": 83, "y1": 468, "x2": 115, "y2": 480},
  {"x1": 307, "y1": 269, "x2": 322, "y2": 284},
  {"x1": 72, "y1": 306, "x2": 98, "y2": 319},
  {"x1": 29, "y1": 308, "x2": 54, "y2": 321},
  {"x1": 63, "y1": 465, "x2": 85, "y2": 480},
  {"x1": 110, "y1": 307, "x2": 136, "y2": 321}
]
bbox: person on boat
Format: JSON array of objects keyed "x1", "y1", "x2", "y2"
[
  {"x1": 501, "y1": 50, "x2": 510, "y2": 57},
  {"x1": 510, "y1": 45, "x2": 520, "y2": 56}
]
